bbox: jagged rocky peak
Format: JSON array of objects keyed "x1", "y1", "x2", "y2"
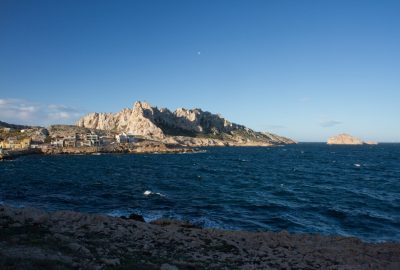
[
  {"x1": 76, "y1": 101, "x2": 296, "y2": 145},
  {"x1": 134, "y1": 100, "x2": 151, "y2": 109},
  {"x1": 134, "y1": 101, "x2": 154, "y2": 116}
]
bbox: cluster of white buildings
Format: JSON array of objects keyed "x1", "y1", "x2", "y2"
[
  {"x1": 50, "y1": 132, "x2": 102, "y2": 148},
  {"x1": 50, "y1": 132, "x2": 139, "y2": 148}
]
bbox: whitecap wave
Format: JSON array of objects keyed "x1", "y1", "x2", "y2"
[{"x1": 143, "y1": 190, "x2": 165, "y2": 197}]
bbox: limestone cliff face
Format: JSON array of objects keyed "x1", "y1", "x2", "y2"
[
  {"x1": 76, "y1": 101, "x2": 295, "y2": 146},
  {"x1": 77, "y1": 102, "x2": 165, "y2": 139},
  {"x1": 327, "y1": 134, "x2": 377, "y2": 145}
]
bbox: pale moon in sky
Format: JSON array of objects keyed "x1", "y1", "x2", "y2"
[{"x1": 197, "y1": 51, "x2": 201, "y2": 55}]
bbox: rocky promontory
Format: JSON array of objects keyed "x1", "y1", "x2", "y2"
[
  {"x1": 1, "y1": 205, "x2": 399, "y2": 269},
  {"x1": 327, "y1": 133, "x2": 378, "y2": 145},
  {"x1": 76, "y1": 101, "x2": 295, "y2": 147}
]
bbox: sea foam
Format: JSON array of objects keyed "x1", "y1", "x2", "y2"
[{"x1": 143, "y1": 190, "x2": 165, "y2": 197}]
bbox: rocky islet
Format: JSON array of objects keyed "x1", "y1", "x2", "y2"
[{"x1": 327, "y1": 133, "x2": 378, "y2": 145}]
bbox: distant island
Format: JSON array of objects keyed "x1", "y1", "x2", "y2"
[{"x1": 327, "y1": 133, "x2": 378, "y2": 145}]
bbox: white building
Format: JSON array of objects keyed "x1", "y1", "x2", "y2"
[
  {"x1": 116, "y1": 133, "x2": 137, "y2": 144},
  {"x1": 51, "y1": 138, "x2": 64, "y2": 147},
  {"x1": 100, "y1": 136, "x2": 114, "y2": 146},
  {"x1": 81, "y1": 132, "x2": 100, "y2": 147}
]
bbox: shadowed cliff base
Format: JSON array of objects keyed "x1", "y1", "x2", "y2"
[{"x1": 0, "y1": 205, "x2": 399, "y2": 270}]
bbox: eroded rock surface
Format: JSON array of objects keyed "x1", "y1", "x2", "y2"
[{"x1": 1, "y1": 205, "x2": 399, "y2": 269}]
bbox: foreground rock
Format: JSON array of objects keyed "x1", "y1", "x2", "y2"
[
  {"x1": 1, "y1": 205, "x2": 399, "y2": 270},
  {"x1": 77, "y1": 101, "x2": 296, "y2": 147},
  {"x1": 327, "y1": 133, "x2": 378, "y2": 145}
]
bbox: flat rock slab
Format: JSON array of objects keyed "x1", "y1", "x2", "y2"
[{"x1": 0, "y1": 205, "x2": 399, "y2": 269}]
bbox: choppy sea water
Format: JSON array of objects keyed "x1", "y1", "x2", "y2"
[{"x1": 1, "y1": 143, "x2": 399, "y2": 242}]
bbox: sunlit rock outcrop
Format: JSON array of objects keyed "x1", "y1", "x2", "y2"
[
  {"x1": 77, "y1": 101, "x2": 296, "y2": 146},
  {"x1": 327, "y1": 133, "x2": 378, "y2": 145}
]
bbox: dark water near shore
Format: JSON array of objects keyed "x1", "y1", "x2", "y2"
[{"x1": 1, "y1": 143, "x2": 399, "y2": 242}]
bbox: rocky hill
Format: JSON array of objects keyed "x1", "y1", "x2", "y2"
[
  {"x1": 47, "y1": 125, "x2": 111, "y2": 138},
  {"x1": 76, "y1": 101, "x2": 295, "y2": 146},
  {"x1": 327, "y1": 133, "x2": 378, "y2": 145},
  {"x1": 0, "y1": 120, "x2": 32, "y2": 130}
]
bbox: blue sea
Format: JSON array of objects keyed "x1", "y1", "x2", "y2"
[{"x1": 1, "y1": 143, "x2": 399, "y2": 242}]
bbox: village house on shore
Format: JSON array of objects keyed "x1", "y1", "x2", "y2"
[
  {"x1": 50, "y1": 132, "x2": 102, "y2": 148},
  {"x1": 0, "y1": 137, "x2": 31, "y2": 150},
  {"x1": 0, "y1": 125, "x2": 140, "y2": 152},
  {"x1": 115, "y1": 132, "x2": 138, "y2": 144}
]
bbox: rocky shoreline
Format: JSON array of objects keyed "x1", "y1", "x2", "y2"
[
  {"x1": 0, "y1": 141, "x2": 199, "y2": 160},
  {"x1": 0, "y1": 205, "x2": 399, "y2": 270},
  {"x1": 41, "y1": 141, "x2": 199, "y2": 155},
  {"x1": 0, "y1": 149, "x2": 42, "y2": 161}
]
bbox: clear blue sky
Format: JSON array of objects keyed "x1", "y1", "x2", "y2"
[{"x1": 0, "y1": 0, "x2": 399, "y2": 142}]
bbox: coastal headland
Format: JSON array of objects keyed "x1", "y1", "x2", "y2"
[
  {"x1": 0, "y1": 205, "x2": 399, "y2": 269},
  {"x1": 76, "y1": 101, "x2": 296, "y2": 147},
  {"x1": 0, "y1": 101, "x2": 295, "y2": 159}
]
